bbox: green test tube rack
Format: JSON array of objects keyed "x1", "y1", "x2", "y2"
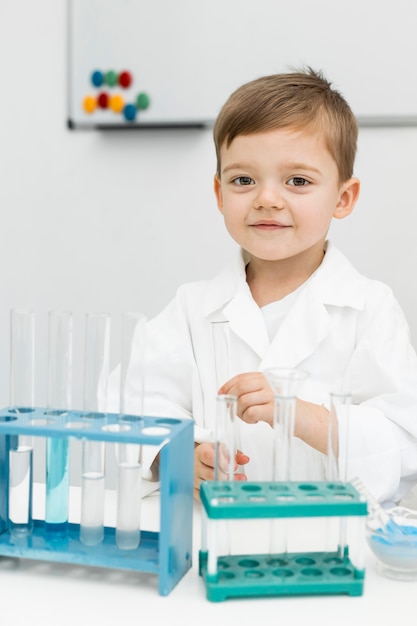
[
  {"x1": 199, "y1": 480, "x2": 367, "y2": 602},
  {"x1": 0, "y1": 407, "x2": 194, "y2": 596}
]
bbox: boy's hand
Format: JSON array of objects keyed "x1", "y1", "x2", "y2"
[
  {"x1": 193, "y1": 442, "x2": 249, "y2": 501},
  {"x1": 219, "y1": 372, "x2": 275, "y2": 427}
]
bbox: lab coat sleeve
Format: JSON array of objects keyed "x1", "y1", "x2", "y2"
[{"x1": 340, "y1": 287, "x2": 417, "y2": 503}]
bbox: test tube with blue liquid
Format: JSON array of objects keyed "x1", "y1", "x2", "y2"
[
  {"x1": 8, "y1": 309, "x2": 35, "y2": 538},
  {"x1": 115, "y1": 312, "x2": 146, "y2": 550},
  {"x1": 79, "y1": 312, "x2": 110, "y2": 546},
  {"x1": 45, "y1": 311, "x2": 73, "y2": 534}
]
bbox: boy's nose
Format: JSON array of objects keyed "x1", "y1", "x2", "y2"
[{"x1": 253, "y1": 184, "x2": 284, "y2": 210}]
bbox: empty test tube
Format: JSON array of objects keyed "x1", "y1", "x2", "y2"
[
  {"x1": 79, "y1": 312, "x2": 110, "y2": 546},
  {"x1": 211, "y1": 321, "x2": 245, "y2": 475},
  {"x1": 214, "y1": 394, "x2": 237, "y2": 482},
  {"x1": 8, "y1": 309, "x2": 35, "y2": 537},
  {"x1": 45, "y1": 311, "x2": 73, "y2": 532},
  {"x1": 115, "y1": 312, "x2": 146, "y2": 550},
  {"x1": 263, "y1": 367, "x2": 308, "y2": 555},
  {"x1": 328, "y1": 391, "x2": 352, "y2": 555}
]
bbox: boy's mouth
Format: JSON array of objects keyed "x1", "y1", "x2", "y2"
[{"x1": 251, "y1": 220, "x2": 289, "y2": 230}]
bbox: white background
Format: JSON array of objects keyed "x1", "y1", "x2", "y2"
[{"x1": 0, "y1": 0, "x2": 416, "y2": 410}]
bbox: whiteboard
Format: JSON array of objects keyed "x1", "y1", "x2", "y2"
[{"x1": 68, "y1": 0, "x2": 417, "y2": 129}]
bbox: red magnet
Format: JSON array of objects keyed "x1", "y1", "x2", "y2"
[
  {"x1": 118, "y1": 71, "x2": 132, "y2": 88},
  {"x1": 97, "y1": 92, "x2": 109, "y2": 109}
]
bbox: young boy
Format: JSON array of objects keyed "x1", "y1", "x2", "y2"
[{"x1": 120, "y1": 68, "x2": 417, "y2": 504}]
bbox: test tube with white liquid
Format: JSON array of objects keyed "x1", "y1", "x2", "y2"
[
  {"x1": 263, "y1": 367, "x2": 309, "y2": 554},
  {"x1": 115, "y1": 312, "x2": 146, "y2": 550},
  {"x1": 79, "y1": 312, "x2": 110, "y2": 546},
  {"x1": 8, "y1": 309, "x2": 35, "y2": 538},
  {"x1": 45, "y1": 311, "x2": 73, "y2": 534}
]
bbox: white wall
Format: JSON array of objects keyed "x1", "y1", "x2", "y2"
[{"x1": 0, "y1": 0, "x2": 416, "y2": 411}]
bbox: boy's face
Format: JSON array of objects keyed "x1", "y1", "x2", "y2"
[{"x1": 214, "y1": 128, "x2": 359, "y2": 267}]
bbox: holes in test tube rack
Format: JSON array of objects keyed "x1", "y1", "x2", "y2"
[
  {"x1": 268, "y1": 484, "x2": 290, "y2": 493},
  {"x1": 102, "y1": 423, "x2": 132, "y2": 434},
  {"x1": 298, "y1": 483, "x2": 319, "y2": 491},
  {"x1": 80, "y1": 411, "x2": 108, "y2": 420},
  {"x1": 45, "y1": 410, "x2": 69, "y2": 417},
  {"x1": 244, "y1": 570, "x2": 264, "y2": 579},
  {"x1": 238, "y1": 558, "x2": 260, "y2": 568},
  {"x1": 218, "y1": 571, "x2": 235, "y2": 581},
  {"x1": 211, "y1": 484, "x2": 232, "y2": 493},
  {"x1": 295, "y1": 556, "x2": 316, "y2": 565},
  {"x1": 154, "y1": 418, "x2": 182, "y2": 427},
  {"x1": 8, "y1": 407, "x2": 35, "y2": 414},
  {"x1": 213, "y1": 496, "x2": 237, "y2": 504},
  {"x1": 0, "y1": 414, "x2": 17, "y2": 423},
  {"x1": 301, "y1": 568, "x2": 322, "y2": 577},
  {"x1": 323, "y1": 556, "x2": 344, "y2": 565},
  {"x1": 65, "y1": 421, "x2": 92, "y2": 430},
  {"x1": 241, "y1": 484, "x2": 262, "y2": 493},
  {"x1": 272, "y1": 568, "x2": 294, "y2": 578},
  {"x1": 326, "y1": 482, "x2": 346, "y2": 490},
  {"x1": 248, "y1": 495, "x2": 267, "y2": 502},
  {"x1": 29, "y1": 418, "x2": 55, "y2": 427},
  {"x1": 329, "y1": 566, "x2": 351, "y2": 577},
  {"x1": 333, "y1": 493, "x2": 354, "y2": 501},
  {"x1": 142, "y1": 426, "x2": 171, "y2": 436},
  {"x1": 267, "y1": 557, "x2": 289, "y2": 567}
]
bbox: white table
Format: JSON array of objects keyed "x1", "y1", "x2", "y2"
[{"x1": 0, "y1": 489, "x2": 415, "y2": 626}]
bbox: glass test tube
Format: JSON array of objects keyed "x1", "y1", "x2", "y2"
[
  {"x1": 211, "y1": 321, "x2": 244, "y2": 475},
  {"x1": 116, "y1": 312, "x2": 146, "y2": 550},
  {"x1": 79, "y1": 312, "x2": 110, "y2": 546},
  {"x1": 45, "y1": 311, "x2": 73, "y2": 532},
  {"x1": 208, "y1": 393, "x2": 237, "y2": 567},
  {"x1": 8, "y1": 309, "x2": 35, "y2": 537},
  {"x1": 263, "y1": 367, "x2": 309, "y2": 554},
  {"x1": 328, "y1": 390, "x2": 352, "y2": 556}
]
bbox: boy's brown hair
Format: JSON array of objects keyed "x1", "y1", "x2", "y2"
[{"x1": 213, "y1": 67, "x2": 358, "y2": 183}]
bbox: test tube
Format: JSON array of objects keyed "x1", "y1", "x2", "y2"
[
  {"x1": 211, "y1": 321, "x2": 244, "y2": 475},
  {"x1": 328, "y1": 390, "x2": 352, "y2": 556},
  {"x1": 45, "y1": 311, "x2": 73, "y2": 533},
  {"x1": 8, "y1": 309, "x2": 35, "y2": 537},
  {"x1": 263, "y1": 367, "x2": 308, "y2": 555},
  {"x1": 115, "y1": 312, "x2": 146, "y2": 550},
  {"x1": 79, "y1": 312, "x2": 110, "y2": 546}
]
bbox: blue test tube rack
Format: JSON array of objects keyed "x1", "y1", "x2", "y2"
[
  {"x1": 199, "y1": 480, "x2": 368, "y2": 602},
  {"x1": 0, "y1": 407, "x2": 194, "y2": 596}
]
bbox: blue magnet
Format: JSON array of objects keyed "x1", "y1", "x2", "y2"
[
  {"x1": 123, "y1": 103, "x2": 137, "y2": 122},
  {"x1": 91, "y1": 70, "x2": 104, "y2": 88}
]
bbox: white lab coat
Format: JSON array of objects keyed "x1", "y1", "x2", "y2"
[{"x1": 115, "y1": 241, "x2": 417, "y2": 504}]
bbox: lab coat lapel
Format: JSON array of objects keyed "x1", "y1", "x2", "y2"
[
  {"x1": 223, "y1": 285, "x2": 270, "y2": 359},
  {"x1": 263, "y1": 285, "x2": 330, "y2": 369}
]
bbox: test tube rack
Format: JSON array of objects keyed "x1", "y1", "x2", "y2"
[
  {"x1": 0, "y1": 407, "x2": 194, "y2": 596},
  {"x1": 199, "y1": 480, "x2": 367, "y2": 602}
]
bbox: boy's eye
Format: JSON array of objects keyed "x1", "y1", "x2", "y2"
[
  {"x1": 233, "y1": 176, "x2": 255, "y2": 186},
  {"x1": 288, "y1": 177, "x2": 309, "y2": 187}
]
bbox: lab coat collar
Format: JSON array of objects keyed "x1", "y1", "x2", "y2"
[{"x1": 203, "y1": 241, "x2": 367, "y2": 361}]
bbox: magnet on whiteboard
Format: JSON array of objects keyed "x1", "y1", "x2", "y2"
[{"x1": 82, "y1": 95, "x2": 97, "y2": 114}]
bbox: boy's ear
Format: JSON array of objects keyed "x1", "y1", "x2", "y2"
[
  {"x1": 333, "y1": 177, "x2": 360, "y2": 219},
  {"x1": 213, "y1": 175, "x2": 224, "y2": 213}
]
